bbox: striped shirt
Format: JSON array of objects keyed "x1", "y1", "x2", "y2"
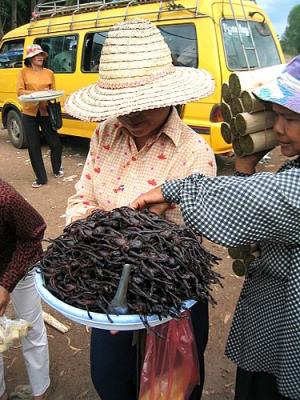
[{"x1": 162, "y1": 157, "x2": 300, "y2": 399}]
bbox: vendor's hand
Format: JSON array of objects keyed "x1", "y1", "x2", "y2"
[
  {"x1": 71, "y1": 208, "x2": 98, "y2": 223},
  {"x1": 235, "y1": 150, "x2": 269, "y2": 175},
  {"x1": 0, "y1": 286, "x2": 10, "y2": 316},
  {"x1": 130, "y1": 186, "x2": 167, "y2": 211},
  {"x1": 148, "y1": 202, "x2": 169, "y2": 215}
]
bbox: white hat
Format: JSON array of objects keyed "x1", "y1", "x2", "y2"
[
  {"x1": 65, "y1": 19, "x2": 214, "y2": 121},
  {"x1": 24, "y1": 44, "x2": 48, "y2": 60}
]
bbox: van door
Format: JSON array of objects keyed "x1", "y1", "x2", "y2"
[{"x1": 0, "y1": 39, "x2": 24, "y2": 109}]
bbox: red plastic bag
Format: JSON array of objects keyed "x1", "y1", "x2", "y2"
[{"x1": 139, "y1": 311, "x2": 199, "y2": 400}]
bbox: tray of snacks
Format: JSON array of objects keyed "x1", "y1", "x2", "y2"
[
  {"x1": 35, "y1": 207, "x2": 221, "y2": 330},
  {"x1": 19, "y1": 90, "x2": 64, "y2": 103}
]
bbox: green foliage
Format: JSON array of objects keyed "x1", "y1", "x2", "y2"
[
  {"x1": 281, "y1": 4, "x2": 300, "y2": 56},
  {"x1": 0, "y1": 0, "x2": 31, "y2": 36}
]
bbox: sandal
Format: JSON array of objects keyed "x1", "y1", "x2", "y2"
[
  {"x1": 54, "y1": 167, "x2": 64, "y2": 178},
  {"x1": 32, "y1": 181, "x2": 43, "y2": 188}
]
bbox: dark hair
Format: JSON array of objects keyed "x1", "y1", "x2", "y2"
[{"x1": 24, "y1": 58, "x2": 31, "y2": 67}]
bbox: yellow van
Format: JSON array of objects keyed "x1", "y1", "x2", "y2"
[{"x1": 0, "y1": 0, "x2": 284, "y2": 152}]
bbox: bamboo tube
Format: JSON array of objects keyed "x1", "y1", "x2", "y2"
[
  {"x1": 231, "y1": 97, "x2": 244, "y2": 116},
  {"x1": 228, "y1": 64, "x2": 285, "y2": 97},
  {"x1": 244, "y1": 250, "x2": 261, "y2": 267},
  {"x1": 232, "y1": 138, "x2": 244, "y2": 156},
  {"x1": 239, "y1": 129, "x2": 278, "y2": 155},
  {"x1": 232, "y1": 259, "x2": 246, "y2": 277},
  {"x1": 235, "y1": 111, "x2": 276, "y2": 136},
  {"x1": 221, "y1": 102, "x2": 232, "y2": 124},
  {"x1": 221, "y1": 122, "x2": 233, "y2": 144},
  {"x1": 222, "y1": 82, "x2": 233, "y2": 104},
  {"x1": 228, "y1": 244, "x2": 259, "y2": 259},
  {"x1": 228, "y1": 247, "x2": 243, "y2": 259},
  {"x1": 241, "y1": 90, "x2": 268, "y2": 113}
]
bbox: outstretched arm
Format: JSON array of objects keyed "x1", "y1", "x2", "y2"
[{"x1": 132, "y1": 168, "x2": 300, "y2": 247}]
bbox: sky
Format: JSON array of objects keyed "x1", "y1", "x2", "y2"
[{"x1": 257, "y1": 0, "x2": 299, "y2": 37}]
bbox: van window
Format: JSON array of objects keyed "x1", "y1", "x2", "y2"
[
  {"x1": 82, "y1": 23, "x2": 197, "y2": 73},
  {"x1": 0, "y1": 39, "x2": 24, "y2": 69},
  {"x1": 34, "y1": 35, "x2": 78, "y2": 73},
  {"x1": 158, "y1": 24, "x2": 198, "y2": 68},
  {"x1": 222, "y1": 20, "x2": 281, "y2": 69},
  {"x1": 82, "y1": 31, "x2": 108, "y2": 72}
]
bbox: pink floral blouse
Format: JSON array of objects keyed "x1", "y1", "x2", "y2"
[{"x1": 66, "y1": 108, "x2": 216, "y2": 225}]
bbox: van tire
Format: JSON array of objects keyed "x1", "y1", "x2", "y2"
[{"x1": 7, "y1": 109, "x2": 27, "y2": 149}]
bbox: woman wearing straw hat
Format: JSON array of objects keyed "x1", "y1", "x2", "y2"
[
  {"x1": 65, "y1": 19, "x2": 216, "y2": 400},
  {"x1": 132, "y1": 55, "x2": 300, "y2": 400},
  {"x1": 17, "y1": 44, "x2": 63, "y2": 188}
]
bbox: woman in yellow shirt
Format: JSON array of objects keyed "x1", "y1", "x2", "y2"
[{"x1": 17, "y1": 44, "x2": 63, "y2": 188}]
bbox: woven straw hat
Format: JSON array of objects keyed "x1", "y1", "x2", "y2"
[{"x1": 65, "y1": 19, "x2": 214, "y2": 121}]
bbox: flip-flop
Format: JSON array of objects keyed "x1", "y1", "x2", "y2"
[{"x1": 32, "y1": 181, "x2": 43, "y2": 188}]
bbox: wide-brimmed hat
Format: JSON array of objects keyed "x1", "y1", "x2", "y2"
[
  {"x1": 253, "y1": 55, "x2": 300, "y2": 114},
  {"x1": 24, "y1": 44, "x2": 48, "y2": 60},
  {"x1": 65, "y1": 19, "x2": 214, "y2": 121}
]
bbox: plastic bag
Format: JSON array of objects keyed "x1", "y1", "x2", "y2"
[
  {"x1": 139, "y1": 311, "x2": 199, "y2": 400},
  {"x1": 0, "y1": 315, "x2": 31, "y2": 352},
  {"x1": 47, "y1": 99, "x2": 62, "y2": 131}
]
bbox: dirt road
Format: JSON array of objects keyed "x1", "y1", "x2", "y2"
[{"x1": 0, "y1": 128, "x2": 286, "y2": 400}]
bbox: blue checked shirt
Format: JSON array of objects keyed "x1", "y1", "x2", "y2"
[{"x1": 162, "y1": 157, "x2": 300, "y2": 399}]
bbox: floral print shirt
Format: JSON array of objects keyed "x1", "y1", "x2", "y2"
[{"x1": 66, "y1": 107, "x2": 216, "y2": 225}]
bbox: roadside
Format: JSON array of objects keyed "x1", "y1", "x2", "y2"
[{"x1": 0, "y1": 128, "x2": 287, "y2": 400}]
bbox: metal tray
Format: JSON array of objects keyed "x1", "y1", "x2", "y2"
[
  {"x1": 35, "y1": 272, "x2": 196, "y2": 331},
  {"x1": 19, "y1": 90, "x2": 64, "y2": 103}
]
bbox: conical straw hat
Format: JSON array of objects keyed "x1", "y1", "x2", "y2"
[{"x1": 65, "y1": 19, "x2": 214, "y2": 121}]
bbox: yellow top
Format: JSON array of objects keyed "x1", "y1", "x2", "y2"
[{"x1": 17, "y1": 67, "x2": 55, "y2": 116}]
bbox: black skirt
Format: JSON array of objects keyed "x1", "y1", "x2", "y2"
[{"x1": 235, "y1": 368, "x2": 291, "y2": 400}]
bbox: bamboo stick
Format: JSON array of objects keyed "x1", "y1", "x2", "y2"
[
  {"x1": 221, "y1": 102, "x2": 232, "y2": 124},
  {"x1": 228, "y1": 64, "x2": 285, "y2": 97},
  {"x1": 221, "y1": 82, "x2": 233, "y2": 104},
  {"x1": 42, "y1": 312, "x2": 69, "y2": 334},
  {"x1": 241, "y1": 90, "x2": 269, "y2": 113},
  {"x1": 239, "y1": 129, "x2": 278, "y2": 155},
  {"x1": 235, "y1": 111, "x2": 276, "y2": 136},
  {"x1": 231, "y1": 97, "x2": 244, "y2": 116},
  {"x1": 221, "y1": 122, "x2": 233, "y2": 144}
]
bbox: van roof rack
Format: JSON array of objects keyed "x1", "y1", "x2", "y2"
[{"x1": 32, "y1": 0, "x2": 194, "y2": 20}]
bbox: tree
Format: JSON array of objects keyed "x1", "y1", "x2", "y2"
[
  {"x1": 0, "y1": 0, "x2": 31, "y2": 37},
  {"x1": 281, "y1": 5, "x2": 300, "y2": 55},
  {"x1": 11, "y1": 0, "x2": 17, "y2": 29}
]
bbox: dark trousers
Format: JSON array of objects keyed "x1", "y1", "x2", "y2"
[
  {"x1": 23, "y1": 113, "x2": 62, "y2": 184},
  {"x1": 235, "y1": 368, "x2": 291, "y2": 400},
  {"x1": 90, "y1": 301, "x2": 208, "y2": 400}
]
